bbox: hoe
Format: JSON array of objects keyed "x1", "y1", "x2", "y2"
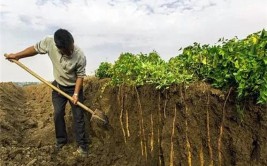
[{"x1": 4, "y1": 54, "x2": 108, "y2": 125}]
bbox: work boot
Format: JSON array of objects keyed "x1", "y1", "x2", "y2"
[{"x1": 73, "y1": 146, "x2": 88, "y2": 157}]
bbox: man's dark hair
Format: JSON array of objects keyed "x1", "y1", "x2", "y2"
[{"x1": 54, "y1": 29, "x2": 74, "y2": 49}]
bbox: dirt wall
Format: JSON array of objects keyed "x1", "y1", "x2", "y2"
[
  {"x1": 84, "y1": 78, "x2": 267, "y2": 166},
  {"x1": 0, "y1": 78, "x2": 267, "y2": 165}
]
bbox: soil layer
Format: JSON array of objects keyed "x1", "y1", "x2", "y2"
[{"x1": 0, "y1": 77, "x2": 267, "y2": 165}]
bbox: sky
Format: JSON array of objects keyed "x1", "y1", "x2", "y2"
[{"x1": 0, "y1": 0, "x2": 266, "y2": 82}]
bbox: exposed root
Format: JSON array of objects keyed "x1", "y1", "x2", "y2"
[
  {"x1": 141, "y1": 139, "x2": 144, "y2": 156},
  {"x1": 169, "y1": 106, "x2": 177, "y2": 166},
  {"x1": 125, "y1": 94, "x2": 130, "y2": 137},
  {"x1": 118, "y1": 85, "x2": 126, "y2": 143},
  {"x1": 135, "y1": 87, "x2": 147, "y2": 161},
  {"x1": 185, "y1": 108, "x2": 192, "y2": 166},
  {"x1": 163, "y1": 91, "x2": 167, "y2": 119},
  {"x1": 150, "y1": 113, "x2": 154, "y2": 152},
  {"x1": 218, "y1": 87, "x2": 232, "y2": 166},
  {"x1": 180, "y1": 84, "x2": 192, "y2": 166},
  {"x1": 206, "y1": 93, "x2": 214, "y2": 166}
]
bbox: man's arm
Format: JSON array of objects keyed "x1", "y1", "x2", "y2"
[
  {"x1": 72, "y1": 77, "x2": 84, "y2": 105},
  {"x1": 5, "y1": 46, "x2": 38, "y2": 61}
]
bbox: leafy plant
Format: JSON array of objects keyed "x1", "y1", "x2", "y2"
[
  {"x1": 95, "y1": 29, "x2": 267, "y2": 104},
  {"x1": 95, "y1": 62, "x2": 113, "y2": 79}
]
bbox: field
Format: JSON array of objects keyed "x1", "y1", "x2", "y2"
[
  {"x1": 0, "y1": 77, "x2": 267, "y2": 165},
  {"x1": 1, "y1": 30, "x2": 267, "y2": 165}
]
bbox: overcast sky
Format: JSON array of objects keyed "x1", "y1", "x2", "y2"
[{"x1": 0, "y1": 0, "x2": 266, "y2": 82}]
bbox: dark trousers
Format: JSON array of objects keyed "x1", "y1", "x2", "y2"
[{"x1": 52, "y1": 81, "x2": 88, "y2": 149}]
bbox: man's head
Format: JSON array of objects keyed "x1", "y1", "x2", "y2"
[{"x1": 54, "y1": 29, "x2": 74, "y2": 56}]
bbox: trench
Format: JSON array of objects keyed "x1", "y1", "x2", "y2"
[{"x1": 1, "y1": 79, "x2": 267, "y2": 165}]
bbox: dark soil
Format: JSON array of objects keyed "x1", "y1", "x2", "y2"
[{"x1": 0, "y1": 77, "x2": 267, "y2": 165}]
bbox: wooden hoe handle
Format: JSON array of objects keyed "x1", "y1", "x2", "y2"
[{"x1": 4, "y1": 54, "x2": 98, "y2": 117}]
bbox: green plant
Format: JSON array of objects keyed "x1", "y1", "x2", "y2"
[
  {"x1": 95, "y1": 62, "x2": 113, "y2": 79},
  {"x1": 96, "y1": 29, "x2": 267, "y2": 104}
]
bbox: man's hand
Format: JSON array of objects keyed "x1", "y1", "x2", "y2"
[
  {"x1": 5, "y1": 53, "x2": 20, "y2": 62},
  {"x1": 72, "y1": 94, "x2": 78, "y2": 105}
]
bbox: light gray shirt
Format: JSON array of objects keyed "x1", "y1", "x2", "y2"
[{"x1": 34, "y1": 36, "x2": 86, "y2": 86}]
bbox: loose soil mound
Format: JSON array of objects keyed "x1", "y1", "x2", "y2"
[{"x1": 0, "y1": 78, "x2": 267, "y2": 165}]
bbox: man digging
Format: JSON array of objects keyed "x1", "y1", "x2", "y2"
[{"x1": 5, "y1": 29, "x2": 89, "y2": 157}]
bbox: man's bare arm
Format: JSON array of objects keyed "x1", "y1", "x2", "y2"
[
  {"x1": 72, "y1": 77, "x2": 84, "y2": 104},
  {"x1": 5, "y1": 46, "x2": 38, "y2": 61}
]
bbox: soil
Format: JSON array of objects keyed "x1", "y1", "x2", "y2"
[{"x1": 0, "y1": 77, "x2": 267, "y2": 165}]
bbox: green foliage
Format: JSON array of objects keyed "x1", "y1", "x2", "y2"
[
  {"x1": 170, "y1": 29, "x2": 267, "y2": 103},
  {"x1": 95, "y1": 62, "x2": 113, "y2": 79},
  {"x1": 109, "y1": 51, "x2": 193, "y2": 89},
  {"x1": 111, "y1": 51, "x2": 171, "y2": 88},
  {"x1": 95, "y1": 29, "x2": 267, "y2": 104}
]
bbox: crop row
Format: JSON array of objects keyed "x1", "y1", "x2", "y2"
[{"x1": 96, "y1": 29, "x2": 267, "y2": 104}]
